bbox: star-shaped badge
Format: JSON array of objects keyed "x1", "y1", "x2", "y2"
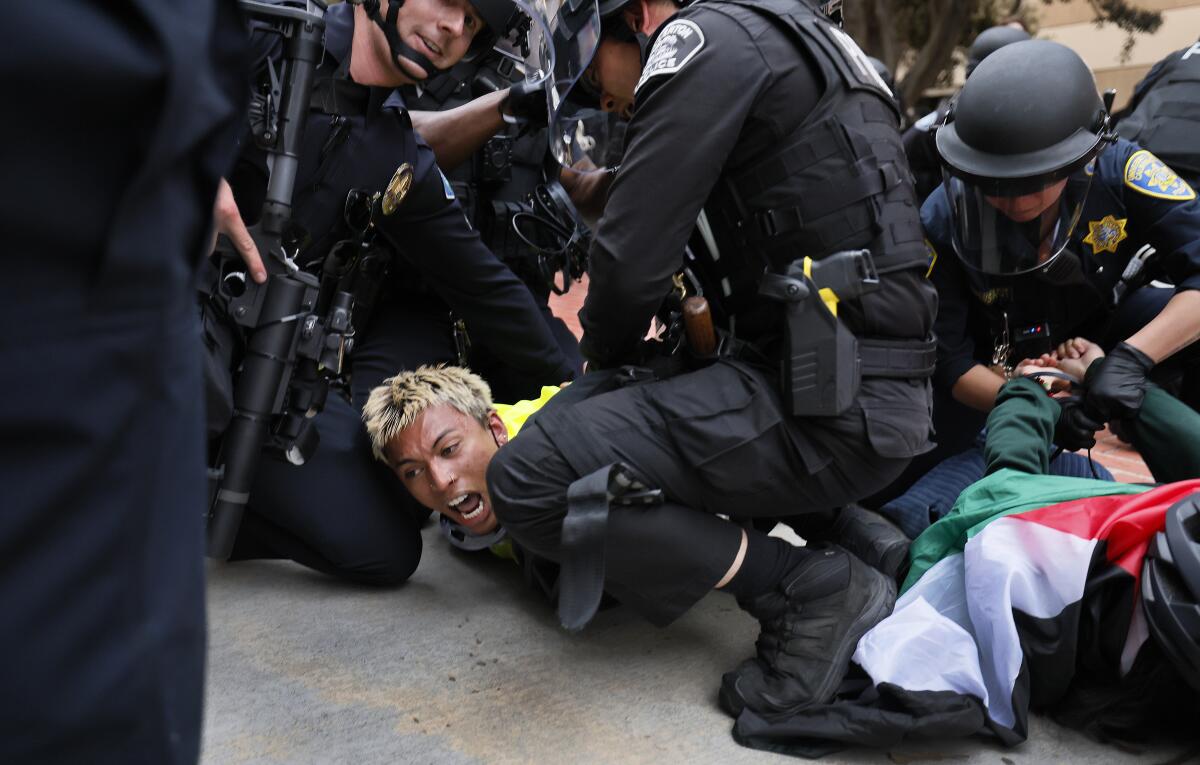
[{"x1": 1082, "y1": 214, "x2": 1128, "y2": 255}]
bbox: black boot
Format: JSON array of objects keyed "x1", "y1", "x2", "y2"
[
  {"x1": 826, "y1": 504, "x2": 911, "y2": 583},
  {"x1": 719, "y1": 544, "x2": 896, "y2": 719}
]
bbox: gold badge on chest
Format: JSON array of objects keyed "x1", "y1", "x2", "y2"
[{"x1": 1081, "y1": 214, "x2": 1128, "y2": 255}]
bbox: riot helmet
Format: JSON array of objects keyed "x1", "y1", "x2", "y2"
[
  {"x1": 353, "y1": 0, "x2": 539, "y2": 80},
  {"x1": 1142, "y1": 493, "x2": 1200, "y2": 693},
  {"x1": 936, "y1": 40, "x2": 1115, "y2": 276},
  {"x1": 965, "y1": 25, "x2": 1030, "y2": 78},
  {"x1": 525, "y1": 0, "x2": 631, "y2": 173}
]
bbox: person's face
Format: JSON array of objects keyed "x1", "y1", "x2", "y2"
[
  {"x1": 363, "y1": 0, "x2": 485, "y2": 83},
  {"x1": 585, "y1": 37, "x2": 642, "y2": 119},
  {"x1": 385, "y1": 404, "x2": 507, "y2": 534},
  {"x1": 984, "y1": 179, "x2": 1067, "y2": 223}
]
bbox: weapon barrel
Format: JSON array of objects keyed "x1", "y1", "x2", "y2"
[{"x1": 207, "y1": 274, "x2": 310, "y2": 559}]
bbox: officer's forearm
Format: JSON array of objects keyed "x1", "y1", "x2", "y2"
[
  {"x1": 1124, "y1": 289, "x2": 1200, "y2": 363},
  {"x1": 410, "y1": 89, "x2": 507, "y2": 171},
  {"x1": 951, "y1": 364, "x2": 1007, "y2": 412}
]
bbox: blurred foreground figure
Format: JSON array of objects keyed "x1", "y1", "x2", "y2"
[{"x1": 0, "y1": 3, "x2": 247, "y2": 762}]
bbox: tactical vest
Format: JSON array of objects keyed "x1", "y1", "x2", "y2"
[
  {"x1": 410, "y1": 55, "x2": 550, "y2": 287},
  {"x1": 1118, "y1": 44, "x2": 1200, "y2": 185},
  {"x1": 693, "y1": 0, "x2": 927, "y2": 337},
  {"x1": 965, "y1": 250, "x2": 1110, "y2": 367}
]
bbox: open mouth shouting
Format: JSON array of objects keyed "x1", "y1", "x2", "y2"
[{"x1": 448, "y1": 491, "x2": 494, "y2": 531}]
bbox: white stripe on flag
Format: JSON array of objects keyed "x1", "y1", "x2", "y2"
[{"x1": 855, "y1": 516, "x2": 1097, "y2": 730}]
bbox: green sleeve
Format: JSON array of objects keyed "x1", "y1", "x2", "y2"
[
  {"x1": 1128, "y1": 384, "x2": 1200, "y2": 483},
  {"x1": 983, "y1": 377, "x2": 1060, "y2": 476}
]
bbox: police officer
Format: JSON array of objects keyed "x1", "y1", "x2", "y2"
[
  {"x1": 216, "y1": 0, "x2": 577, "y2": 585},
  {"x1": 407, "y1": 42, "x2": 585, "y2": 391},
  {"x1": 1, "y1": 3, "x2": 247, "y2": 762},
  {"x1": 1116, "y1": 37, "x2": 1200, "y2": 190},
  {"x1": 920, "y1": 40, "x2": 1200, "y2": 476},
  {"x1": 487, "y1": 0, "x2": 938, "y2": 720},
  {"x1": 902, "y1": 25, "x2": 1030, "y2": 204}
]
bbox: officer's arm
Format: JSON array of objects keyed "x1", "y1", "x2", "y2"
[
  {"x1": 377, "y1": 140, "x2": 575, "y2": 382},
  {"x1": 578, "y1": 12, "x2": 771, "y2": 367},
  {"x1": 1120, "y1": 150, "x2": 1200, "y2": 363},
  {"x1": 1125, "y1": 290, "x2": 1200, "y2": 363},
  {"x1": 925, "y1": 198, "x2": 1005, "y2": 411},
  {"x1": 410, "y1": 89, "x2": 508, "y2": 171}
]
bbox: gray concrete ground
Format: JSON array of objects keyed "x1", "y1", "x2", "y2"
[{"x1": 204, "y1": 525, "x2": 1193, "y2": 765}]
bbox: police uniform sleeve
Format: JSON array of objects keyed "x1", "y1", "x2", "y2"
[
  {"x1": 923, "y1": 188, "x2": 983, "y2": 393},
  {"x1": 1107, "y1": 140, "x2": 1200, "y2": 293},
  {"x1": 578, "y1": 9, "x2": 772, "y2": 367},
  {"x1": 376, "y1": 136, "x2": 575, "y2": 381}
]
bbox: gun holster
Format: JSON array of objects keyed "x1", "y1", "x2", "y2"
[{"x1": 759, "y1": 249, "x2": 880, "y2": 418}]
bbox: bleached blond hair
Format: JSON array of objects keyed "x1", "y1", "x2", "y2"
[{"x1": 362, "y1": 365, "x2": 494, "y2": 463}]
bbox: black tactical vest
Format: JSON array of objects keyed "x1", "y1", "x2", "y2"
[
  {"x1": 410, "y1": 56, "x2": 550, "y2": 287},
  {"x1": 1118, "y1": 43, "x2": 1200, "y2": 186},
  {"x1": 965, "y1": 251, "x2": 1110, "y2": 366},
  {"x1": 692, "y1": 0, "x2": 927, "y2": 338}
]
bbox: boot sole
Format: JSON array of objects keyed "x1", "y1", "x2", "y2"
[{"x1": 718, "y1": 562, "x2": 897, "y2": 719}]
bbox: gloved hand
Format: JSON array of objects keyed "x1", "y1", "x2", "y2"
[
  {"x1": 499, "y1": 80, "x2": 548, "y2": 127},
  {"x1": 1084, "y1": 341, "x2": 1156, "y2": 421},
  {"x1": 1054, "y1": 395, "x2": 1104, "y2": 451}
]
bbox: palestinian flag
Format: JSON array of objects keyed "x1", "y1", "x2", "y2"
[{"x1": 733, "y1": 469, "x2": 1200, "y2": 756}]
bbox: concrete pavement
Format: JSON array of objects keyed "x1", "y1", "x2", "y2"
[{"x1": 202, "y1": 526, "x2": 1191, "y2": 764}]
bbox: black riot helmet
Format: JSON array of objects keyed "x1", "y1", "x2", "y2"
[
  {"x1": 353, "y1": 0, "x2": 524, "y2": 80},
  {"x1": 936, "y1": 40, "x2": 1115, "y2": 276},
  {"x1": 1142, "y1": 493, "x2": 1200, "y2": 693},
  {"x1": 965, "y1": 25, "x2": 1030, "y2": 78}
]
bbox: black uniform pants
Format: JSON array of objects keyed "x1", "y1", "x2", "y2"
[
  {"x1": 229, "y1": 293, "x2": 579, "y2": 584},
  {"x1": 487, "y1": 361, "x2": 913, "y2": 626}
]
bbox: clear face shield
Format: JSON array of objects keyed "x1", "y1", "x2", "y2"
[
  {"x1": 524, "y1": 0, "x2": 624, "y2": 173},
  {"x1": 942, "y1": 163, "x2": 1097, "y2": 277}
]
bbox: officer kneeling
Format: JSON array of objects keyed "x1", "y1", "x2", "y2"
[
  {"x1": 919, "y1": 40, "x2": 1200, "y2": 477},
  {"x1": 482, "y1": 0, "x2": 938, "y2": 721}
]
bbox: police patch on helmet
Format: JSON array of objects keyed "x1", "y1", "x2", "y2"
[
  {"x1": 1124, "y1": 150, "x2": 1196, "y2": 201},
  {"x1": 635, "y1": 20, "x2": 705, "y2": 95}
]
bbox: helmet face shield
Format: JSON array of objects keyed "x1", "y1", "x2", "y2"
[
  {"x1": 942, "y1": 168, "x2": 1094, "y2": 276},
  {"x1": 524, "y1": 0, "x2": 625, "y2": 173}
]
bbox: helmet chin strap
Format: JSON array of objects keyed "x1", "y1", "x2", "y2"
[{"x1": 358, "y1": 0, "x2": 447, "y2": 80}]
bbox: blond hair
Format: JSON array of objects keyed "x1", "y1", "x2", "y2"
[{"x1": 362, "y1": 365, "x2": 494, "y2": 462}]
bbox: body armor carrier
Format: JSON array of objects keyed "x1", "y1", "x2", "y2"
[
  {"x1": 1118, "y1": 46, "x2": 1200, "y2": 186},
  {"x1": 965, "y1": 257, "x2": 1109, "y2": 372},
  {"x1": 410, "y1": 55, "x2": 557, "y2": 295},
  {"x1": 689, "y1": 0, "x2": 926, "y2": 342}
]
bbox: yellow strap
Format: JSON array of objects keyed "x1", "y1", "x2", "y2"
[{"x1": 802, "y1": 257, "x2": 840, "y2": 317}]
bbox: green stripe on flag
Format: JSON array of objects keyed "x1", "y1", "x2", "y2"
[{"x1": 902, "y1": 468, "x2": 1145, "y2": 592}]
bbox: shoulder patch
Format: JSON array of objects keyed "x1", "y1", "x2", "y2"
[
  {"x1": 924, "y1": 238, "x2": 938, "y2": 279},
  {"x1": 1124, "y1": 149, "x2": 1196, "y2": 201},
  {"x1": 634, "y1": 19, "x2": 705, "y2": 95}
]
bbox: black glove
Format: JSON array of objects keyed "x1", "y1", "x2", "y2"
[
  {"x1": 1054, "y1": 395, "x2": 1104, "y2": 451},
  {"x1": 499, "y1": 80, "x2": 548, "y2": 127},
  {"x1": 1084, "y1": 341, "x2": 1156, "y2": 421}
]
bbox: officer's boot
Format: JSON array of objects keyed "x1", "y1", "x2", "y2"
[
  {"x1": 826, "y1": 504, "x2": 912, "y2": 583},
  {"x1": 719, "y1": 544, "x2": 896, "y2": 719}
]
